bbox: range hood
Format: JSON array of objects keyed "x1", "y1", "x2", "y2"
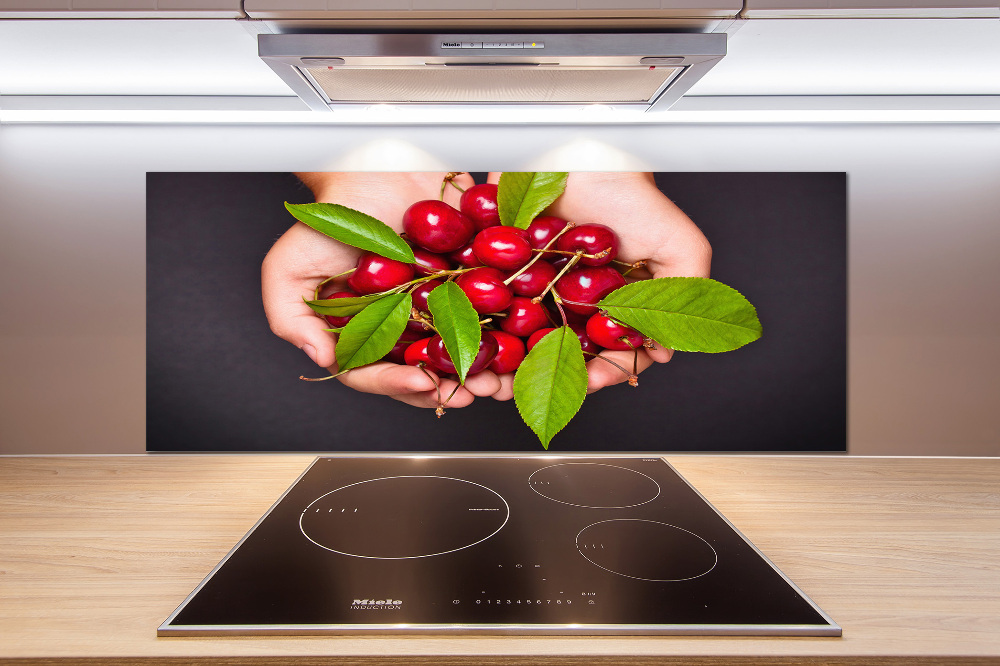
[{"x1": 258, "y1": 33, "x2": 726, "y2": 113}]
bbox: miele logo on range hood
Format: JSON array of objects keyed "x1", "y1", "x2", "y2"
[{"x1": 257, "y1": 33, "x2": 726, "y2": 113}]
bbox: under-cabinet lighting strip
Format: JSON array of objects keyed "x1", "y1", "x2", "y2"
[{"x1": 1, "y1": 96, "x2": 998, "y2": 124}]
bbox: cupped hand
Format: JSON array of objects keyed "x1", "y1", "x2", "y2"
[
  {"x1": 261, "y1": 172, "x2": 499, "y2": 409},
  {"x1": 486, "y1": 172, "x2": 712, "y2": 397}
]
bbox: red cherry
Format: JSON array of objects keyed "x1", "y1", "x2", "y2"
[
  {"x1": 455, "y1": 267, "x2": 513, "y2": 314},
  {"x1": 449, "y1": 242, "x2": 484, "y2": 268},
  {"x1": 384, "y1": 329, "x2": 429, "y2": 364},
  {"x1": 406, "y1": 318, "x2": 431, "y2": 334},
  {"x1": 525, "y1": 216, "x2": 569, "y2": 258},
  {"x1": 403, "y1": 200, "x2": 475, "y2": 253},
  {"x1": 585, "y1": 314, "x2": 645, "y2": 351},
  {"x1": 501, "y1": 297, "x2": 550, "y2": 337},
  {"x1": 347, "y1": 252, "x2": 415, "y2": 295},
  {"x1": 526, "y1": 326, "x2": 599, "y2": 354},
  {"x1": 405, "y1": 278, "x2": 443, "y2": 333},
  {"x1": 472, "y1": 226, "x2": 533, "y2": 271},
  {"x1": 555, "y1": 223, "x2": 619, "y2": 266},
  {"x1": 554, "y1": 266, "x2": 626, "y2": 316},
  {"x1": 426, "y1": 334, "x2": 498, "y2": 375},
  {"x1": 487, "y1": 331, "x2": 526, "y2": 374},
  {"x1": 318, "y1": 290, "x2": 358, "y2": 328},
  {"x1": 526, "y1": 328, "x2": 556, "y2": 351},
  {"x1": 571, "y1": 325, "x2": 602, "y2": 355},
  {"x1": 406, "y1": 280, "x2": 444, "y2": 335},
  {"x1": 411, "y1": 279, "x2": 444, "y2": 312},
  {"x1": 403, "y1": 337, "x2": 433, "y2": 367},
  {"x1": 459, "y1": 183, "x2": 500, "y2": 230},
  {"x1": 410, "y1": 247, "x2": 453, "y2": 276},
  {"x1": 550, "y1": 255, "x2": 571, "y2": 271},
  {"x1": 546, "y1": 301, "x2": 590, "y2": 328},
  {"x1": 509, "y1": 260, "x2": 557, "y2": 298}
]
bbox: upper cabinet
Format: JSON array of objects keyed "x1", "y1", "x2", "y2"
[{"x1": 0, "y1": 0, "x2": 245, "y2": 17}]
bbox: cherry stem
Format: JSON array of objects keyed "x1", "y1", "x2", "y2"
[
  {"x1": 502, "y1": 221, "x2": 576, "y2": 286},
  {"x1": 536, "y1": 246, "x2": 612, "y2": 261},
  {"x1": 550, "y1": 287, "x2": 570, "y2": 328},
  {"x1": 410, "y1": 308, "x2": 437, "y2": 333},
  {"x1": 623, "y1": 339, "x2": 640, "y2": 377},
  {"x1": 557, "y1": 296, "x2": 603, "y2": 310},
  {"x1": 582, "y1": 351, "x2": 639, "y2": 387},
  {"x1": 314, "y1": 267, "x2": 357, "y2": 299},
  {"x1": 440, "y1": 172, "x2": 466, "y2": 199},
  {"x1": 382, "y1": 267, "x2": 477, "y2": 296},
  {"x1": 531, "y1": 251, "x2": 582, "y2": 304},
  {"x1": 616, "y1": 258, "x2": 649, "y2": 278},
  {"x1": 417, "y1": 363, "x2": 440, "y2": 391},
  {"x1": 442, "y1": 382, "x2": 462, "y2": 410},
  {"x1": 417, "y1": 364, "x2": 447, "y2": 418},
  {"x1": 299, "y1": 373, "x2": 338, "y2": 382},
  {"x1": 618, "y1": 339, "x2": 642, "y2": 387}
]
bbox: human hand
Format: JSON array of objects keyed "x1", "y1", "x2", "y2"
[
  {"x1": 487, "y1": 171, "x2": 712, "y2": 396},
  {"x1": 261, "y1": 172, "x2": 503, "y2": 409}
]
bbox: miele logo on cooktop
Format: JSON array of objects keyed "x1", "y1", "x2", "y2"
[{"x1": 350, "y1": 598, "x2": 403, "y2": 610}]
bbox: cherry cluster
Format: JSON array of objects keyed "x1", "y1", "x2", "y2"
[{"x1": 321, "y1": 183, "x2": 647, "y2": 381}]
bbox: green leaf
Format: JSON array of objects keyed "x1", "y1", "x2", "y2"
[
  {"x1": 597, "y1": 277, "x2": 762, "y2": 353},
  {"x1": 285, "y1": 202, "x2": 415, "y2": 264},
  {"x1": 426, "y1": 281, "x2": 481, "y2": 384},
  {"x1": 513, "y1": 326, "x2": 588, "y2": 450},
  {"x1": 333, "y1": 293, "x2": 412, "y2": 374},
  {"x1": 497, "y1": 172, "x2": 569, "y2": 229},
  {"x1": 304, "y1": 293, "x2": 388, "y2": 318}
]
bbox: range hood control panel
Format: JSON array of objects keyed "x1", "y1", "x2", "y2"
[{"x1": 441, "y1": 41, "x2": 545, "y2": 49}]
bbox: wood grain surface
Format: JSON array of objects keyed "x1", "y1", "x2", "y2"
[{"x1": 1, "y1": 454, "x2": 998, "y2": 665}]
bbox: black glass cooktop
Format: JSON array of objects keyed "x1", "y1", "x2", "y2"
[{"x1": 159, "y1": 457, "x2": 840, "y2": 636}]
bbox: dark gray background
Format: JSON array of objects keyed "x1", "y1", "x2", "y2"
[{"x1": 146, "y1": 172, "x2": 846, "y2": 453}]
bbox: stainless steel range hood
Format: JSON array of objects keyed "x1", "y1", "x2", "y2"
[{"x1": 258, "y1": 33, "x2": 726, "y2": 113}]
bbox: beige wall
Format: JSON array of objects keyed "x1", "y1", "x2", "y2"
[{"x1": 1, "y1": 122, "x2": 998, "y2": 455}]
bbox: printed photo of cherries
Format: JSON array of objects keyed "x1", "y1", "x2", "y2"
[
  {"x1": 289, "y1": 172, "x2": 762, "y2": 449},
  {"x1": 317, "y1": 179, "x2": 646, "y2": 386}
]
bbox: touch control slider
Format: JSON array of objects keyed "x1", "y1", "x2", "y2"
[{"x1": 441, "y1": 42, "x2": 544, "y2": 49}]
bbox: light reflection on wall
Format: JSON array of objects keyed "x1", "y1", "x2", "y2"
[
  {"x1": 328, "y1": 138, "x2": 447, "y2": 171},
  {"x1": 522, "y1": 138, "x2": 653, "y2": 172}
]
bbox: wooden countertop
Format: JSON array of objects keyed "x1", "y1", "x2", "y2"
[{"x1": 1, "y1": 455, "x2": 997, "y2": 665}]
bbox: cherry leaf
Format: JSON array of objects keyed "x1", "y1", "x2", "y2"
[
  {"x1": 512, "y1": 326, "x2": 587, "y2": 450},
  {"x1": 333, "y1": 293, "x2": 412, "y2": 374},
  {"x1": 598, "y1": 277, "x2": 762, "y2": 353},
  {"x1": 304, "y1": 293, "x2": 388, "y2": 318},
  {"x1": 497, "y1": 172, "x2": 569, "y2": 229},
  {"x1": 426, "y1": 282, "x2": 481, "y2": 385},
  {"x1": 285, "y1": 202, "x2": 415, "y2": 264}
]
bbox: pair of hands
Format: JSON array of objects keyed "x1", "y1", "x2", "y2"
[{"x1": 261, "y1": 172, "x2": 712, "y2": 410}]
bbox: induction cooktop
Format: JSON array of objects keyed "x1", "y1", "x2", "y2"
[{"x1": 159, "y1": 456, "x2": 840, "y2": 636}]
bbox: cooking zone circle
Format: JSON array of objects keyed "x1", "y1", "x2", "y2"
[
  {"x1": 528, "y1": 463, "x2": 661, "y2": 508},
  {"x1": 576, "y1": 519, "x2": 718, "y2": 582},
  {"x1": 299, "y1": 476, "x2": 509, "y2": 559}
]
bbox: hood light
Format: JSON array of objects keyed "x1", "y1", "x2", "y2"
[{"x1": 2, "y1": 100, "x2": 998, "y2": 124}]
